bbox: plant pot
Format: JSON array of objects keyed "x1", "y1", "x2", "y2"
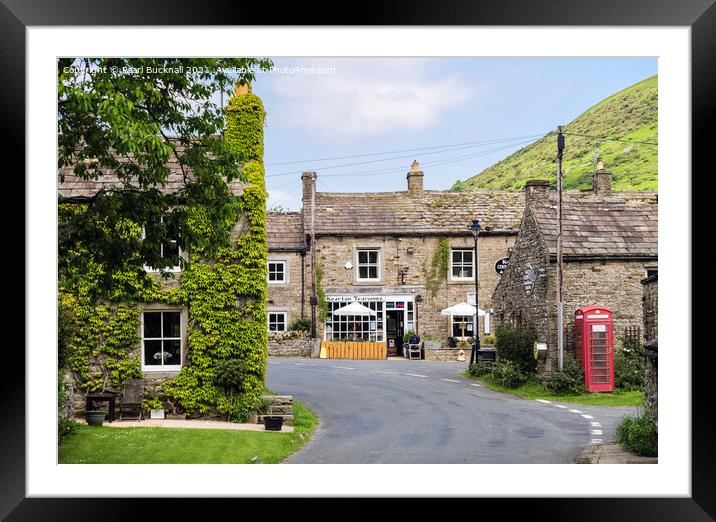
[
  {"x1": 263, "y1": 416, "x2": 284, "y2": 431},
  {"x1": 85, "y1": 410, "x2": 106, "y2": 427}
]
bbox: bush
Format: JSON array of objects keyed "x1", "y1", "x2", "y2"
[
  {"x1": 495, "y1": 324, "x2": 536, "y2": 373},
  {"x1": 214, "y1": 359, "x2": 249, "y2": 394},
  {"x1": 493, "y1": 360, "x2": 529, "y2": 389},
  {"x1": 483, "y1": 334, "x2": 496, "y2": 345},
  {"x1": 616, "y1": 409, "x2": 657, "y2": 457},
  {"x1": 58, "y1": 419, "x2": 78, "y2": 443},
  {"x1": 614, "y1": 338, "x2": 645, "y2": 390},
  {"x1": 288, "y1": 317, "x2": 311, "y2": 332},
  {"x1": 467, "y1": 362, "x2": 494, "y2": 378},
  {"x1": 546, "y1": 355, "x2": 586, "y2": 395}
]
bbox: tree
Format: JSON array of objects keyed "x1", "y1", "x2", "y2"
[{"x1": 57, "y1": 58, "x2": 272, "y2": 294}]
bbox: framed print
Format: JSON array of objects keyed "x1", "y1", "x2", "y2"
[{"x1": 5, "y1": 0, "x2": 711, "y2": 519}]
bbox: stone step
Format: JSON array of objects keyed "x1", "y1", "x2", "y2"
[{"x1": 257, "y1": 414, "x2": 294, "y2": 426}]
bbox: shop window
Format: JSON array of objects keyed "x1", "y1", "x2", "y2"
[
  {"x1": 452, "y1": 315, "x2": 474, "y2": 339},
  {"x1": 325, "y1": 300, "x2": 383, "y2": 341}
]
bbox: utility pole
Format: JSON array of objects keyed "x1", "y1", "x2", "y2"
[
  {"x1": 557, "y1": 127, "x2": 565, "y2": 371},
  {"x1": 310, "y1": 173, "x2": 318, "y2": 339}
]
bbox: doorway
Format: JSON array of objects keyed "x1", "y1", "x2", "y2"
[{"x1": 386, "y1": 310, "x2": 404, "y2": 357}]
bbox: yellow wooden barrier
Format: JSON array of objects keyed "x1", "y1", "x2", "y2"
[{"x1": 321, "y1": 341, "x2": 387, "y2": 360}]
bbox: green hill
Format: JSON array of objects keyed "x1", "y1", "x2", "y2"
[{"x1": 456, "y1": 75, "x2": 657, "y2": 191}]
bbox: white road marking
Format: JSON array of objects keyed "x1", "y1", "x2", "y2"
[
  {"x1": 590, "y1": 422, "x2": 602, "y2": 427},
  {"x1": 536, "y1": 399, "x2": 552, "y2": 404},
  {"x1": 374, "y1": 370, "x2": 396, "y2": 375},
  {"x1": 568, "y1": 409, "x2": 583, "y2": 414},
  {"x1": 441, "y1": 378, "x2": 461, "y2": 383},
  {"x1": 469, "y1": 383, "x2": 482, "y2": 387},
  {"x1": 332, "y1": 365, "x2": 355, "y2": 370},
  {"x1": 590, "y1": 439, "x2": 603, "y2": 444},
  {"x1": 404, "y1": 373, "x2": 428, "y2": 378},
  {"x1": 581, "y1": 414, "x2": 594, "y2": 419},
  {"x1": 554, "y1": 405, "x2": 568, "y2": 409},
  {"x1": 591, "y1": 429, "x2": 603, "y2": 436},
  {"x1": 295, "y1": 363, "x2": 309, "y2": 366}
]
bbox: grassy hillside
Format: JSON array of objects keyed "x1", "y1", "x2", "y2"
[{"x1": 456, "y1": 75, "x2": 657, "y2": 191}]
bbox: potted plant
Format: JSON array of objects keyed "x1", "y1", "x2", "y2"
[
  {"x1": 85, "y1": 410, "x2": 106, "y2": 426},
  {"x1": 259, "y1": 398, "x2": 284, "y2": 431},
  {"x1": 146, "y1": 397, "x2": 165, "y2": 419}
]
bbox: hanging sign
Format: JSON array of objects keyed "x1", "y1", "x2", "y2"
[{"x1": 495, "y1": 257, "x2": 509, "y2": 276}]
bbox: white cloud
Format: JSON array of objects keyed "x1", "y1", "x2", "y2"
[{"x1": 263, "y1": 58, "x2": 472, "y2": 140}]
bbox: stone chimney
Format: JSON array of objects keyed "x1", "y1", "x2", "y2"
[
  {"x1": 593, "y1": 159, "x2": 612, "y2": 196},
  {"x1": 235, "y1": 82, "x2": 251, "y2": 96},
  {"x1": 524, "y1": 179, "x2": 551, "y2": 207},
  {"x1": 301, "y1": 171, "x2": 317, "y2": 210},
  {"x1": 407, "y1": 160, "x2": 424, "y2": 196}
]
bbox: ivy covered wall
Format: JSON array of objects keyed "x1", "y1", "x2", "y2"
[{"x1": 59, "y1": 88, "x2": 268, "y2": 421}]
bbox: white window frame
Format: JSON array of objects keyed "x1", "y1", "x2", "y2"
[
  {"x1": 450, "y1": 248, "x2": 475, "y2": 281},
  {"x1": 142, "y1": 216, "x2": 182, "y2": 273},
  {"x1": 645, "y1": 265, "x2": 658, "y2": 278},
  {"x1": 141, "y1": 309, "x2": 183, "y2": 372},
  {"x1": 451, "y1": 314, "x2": 475, "y2": 339},
  {"x1": 268, "y1": 260, "x2": 287, "y2": 284},
  {"x1": 268, "y1": 311, "x2": 288, "y2": 333},
  {"x1": 356, "y1": 248, "x2": 381, "y2": 282}
]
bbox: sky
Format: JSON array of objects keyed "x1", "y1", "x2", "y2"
[{"x1": 243, "y1": 57, "x2": 657, "y2": 211}]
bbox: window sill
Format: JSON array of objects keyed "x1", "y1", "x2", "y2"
[{"x1": 142, "y1": 366, "x2": 182, "y2": 373}]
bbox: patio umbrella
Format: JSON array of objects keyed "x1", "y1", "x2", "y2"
[
  {"x1": 440, "y1": 302, "x2": 486, "y2": 338},
  {"x1": 333, "y1": 302, "x2": 377, "y2": 340}
]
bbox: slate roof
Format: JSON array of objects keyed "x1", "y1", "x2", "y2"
[
  {"x1": 530, "y1": 191, "x2": 657, "y2": 258},
  {"x1": 267, "y1": 212, "x2": 306, "y2": 251},
  {"x1": 58, "y1": 141, "x2": 247, "y2": 198},
  {"x1": 305, "y1": 190, "x2": 525, "y2": 236}
]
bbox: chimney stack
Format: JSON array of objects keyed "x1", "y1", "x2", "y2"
[
  {"x1": 593, "y1": 158, "x2": 612, "y2": 196},
  {"x1": 524, "y1": 179, "x2": 551, "y2": 207},
  {"x1": 301, "y1": 171, "x2": 317, "y2": 210},
  {"x1": 407, "y1": 160, "x2": 424, "y2": 196},
  {"x1": 235, "y1": 82, "x2": 251, "y2": 96}
]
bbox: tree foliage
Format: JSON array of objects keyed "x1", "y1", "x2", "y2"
[{"x1": 58, "y1": 58, "x2": 272, "y2": 291}]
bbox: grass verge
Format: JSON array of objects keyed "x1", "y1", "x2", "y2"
[
  {"x1": 58, "y1": 399, "x2": 318, "y2": 464},
  {"x1": 463, "y1": 371, "x2": 644, "y2": 406}
]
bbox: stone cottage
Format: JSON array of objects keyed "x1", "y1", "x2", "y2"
[
  {"x1": 492, "y1": 163, "x2": 658, "y2": 374},
  {"x1": 58, "y1": 85, "x2": 269, "y2": 418},
  {"x1": 266, "y1": 161, "x2": 525, "y2": 358}
]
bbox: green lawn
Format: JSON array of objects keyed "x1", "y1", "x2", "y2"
[
  {"x1": 59, "y1": 400, "x2": 318, "y2": 464},
  {"x1": 463, "y1": 372, "x2": 644, "y2": 406}
]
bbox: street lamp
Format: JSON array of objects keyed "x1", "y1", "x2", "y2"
[{"x1": 468, "y1": 219, "x2": 481, "y2": 366}]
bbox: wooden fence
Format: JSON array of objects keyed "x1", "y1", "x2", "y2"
[{"x1": 320, "y1": 341, "x2": 387, "y2": 360}]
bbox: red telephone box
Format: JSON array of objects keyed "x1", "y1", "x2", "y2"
[{"x1": 574, "y1": 306, "x2": 614, "y2": 392}]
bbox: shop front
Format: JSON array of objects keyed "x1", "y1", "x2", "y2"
[{"x1": 325, "y1": 294, "x2": 416, "y2": 357}]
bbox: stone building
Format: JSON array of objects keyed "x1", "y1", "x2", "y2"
[
  {"x1": 642, "y1": 274, "x2": 658, "y2": 431},
  {"x1": 266, "y1": 161, "x2": 525, "y2": 357},
  {"x1": 492, "y1": 163, "x2": 658, "y2": 374}
]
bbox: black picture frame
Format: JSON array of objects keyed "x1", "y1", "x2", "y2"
[{"x1": 4, "y1": 1, "x2": 708, "y2": 519}]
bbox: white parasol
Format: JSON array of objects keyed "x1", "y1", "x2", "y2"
[{"x1": 440, "y1": 302, "x2": 485, "y2": 339}]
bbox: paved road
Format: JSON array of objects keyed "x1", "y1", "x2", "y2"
[{"x1": 266, "y1": 357, "x2": 637, "y2": 464}]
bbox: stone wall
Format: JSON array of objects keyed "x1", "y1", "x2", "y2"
[
  {"x1": 268, "y1": 331, "x2": 312, "y2": 357},
  {"x1": 267, "y1": 250, "x2": 307, "y2": 329},
  {"x1": 492, "y1": 209, "x2": 552, "y2": 370},
  {"x1": 642, "y1": 275, "x2": 658, "y2": 431}
]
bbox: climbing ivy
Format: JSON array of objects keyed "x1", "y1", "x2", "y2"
[
  {"x1": 315, "y1": 262, "x2": 328, "y2": 324},
  {"x1": 421, "y1": 238, "x2": 450, "y2": 297},
  {"x1": 59, "y1": 89, "x2": 268, "y2": 421}
]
